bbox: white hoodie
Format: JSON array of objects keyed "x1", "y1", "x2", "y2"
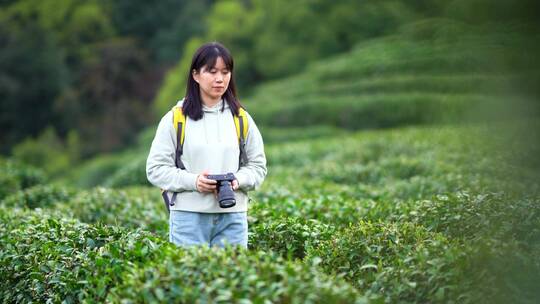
[{"x1": 146, "y1": 99, "x2": 267, "y2": 213}]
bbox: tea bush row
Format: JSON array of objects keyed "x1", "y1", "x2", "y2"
[
  {"x1": 109, "y1": 245, "x2": 362, "y2": 304},
  {"x1": 0, "y1": 186, "x2": 168, "y2": 236},
  {"x1": 102, "y1": 155, "x2": 148, "y2": 188},
  {"x1": 307, "y1": 221, "x2": 469, "y2": 303},
  {"x1": 55, "y1": 123, "x2": 536, "y2": 199},
  {"x1": 0, "y1": 207, "x2": 150, "y2": 303},
  {"x1": 249, "y1": 216, "x2": 336, "y2": 259},
  {"x1": 0, "y1": 158, "x2": 46, "y2": 199},
  {"x1": 0, "y1": 207, "x2": 363, "y2": 303},
  {"x1": 3, "y1": 159, "x2": 537, "y2": 252},
  {"x1": 401, "y1": 191, "x2": 540, "y2": 245},
  {"x1": 1, "y1": 184, "x2": 75, "y2": 209}
]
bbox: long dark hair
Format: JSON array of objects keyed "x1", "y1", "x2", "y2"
[{"x1": 183, "y1": 42, "x2": 243, "y2": 120}]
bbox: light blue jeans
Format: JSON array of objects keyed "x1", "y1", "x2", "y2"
[{"x1": 169, "y1": 210, "x2": 248, "y2": 248}]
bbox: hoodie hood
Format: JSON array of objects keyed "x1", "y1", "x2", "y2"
[
  {"x1": 176, "y1": 98, "x2": 229, "y2": 144},
  {"x1": 203, "y1": 99, "x2": 228, "y2": 113},
  {"x1": 175, "y1": 98, "x2": 229, "y2": 113}
]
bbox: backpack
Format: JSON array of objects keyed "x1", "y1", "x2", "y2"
[{"x1": 161, "y1": 104, "x2": 249, "y2": 213}]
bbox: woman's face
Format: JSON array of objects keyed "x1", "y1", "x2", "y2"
[{"x1": 193, "y1": 56, "x2": 231, "y2": 104}]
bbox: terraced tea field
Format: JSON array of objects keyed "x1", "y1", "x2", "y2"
[{"x1": 2, "y1": 122, "x2": 538, "y2": 303}]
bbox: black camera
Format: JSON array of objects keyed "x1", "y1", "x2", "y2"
[{"x1": 206, "y1": 172, "x2": 236, "y2": 208}]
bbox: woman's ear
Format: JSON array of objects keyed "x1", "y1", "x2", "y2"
[{"x1": 192, "y1": 69, "x2": 200, "y2": 83}]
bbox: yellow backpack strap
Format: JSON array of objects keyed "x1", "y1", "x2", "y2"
[
  {"x1": 172, "y1": 106, "x2": 187, "y2": 170},
  {"x1": 163, "y1": 105, "x2": 187, "y2": 210},
  {"x1": 233, "y1": 107, "x2": 249, "y2": 166}
]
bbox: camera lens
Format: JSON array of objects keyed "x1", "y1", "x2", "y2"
[{"x1": 218, "y1": 180, "x2": 236, "y2": 208}]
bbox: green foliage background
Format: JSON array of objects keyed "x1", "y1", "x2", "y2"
[{"x1": 1, "y1": 0, "x2": 539, "y2": 302}]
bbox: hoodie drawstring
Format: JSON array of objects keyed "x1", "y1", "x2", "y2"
[
  {"x1": 201, "y1": 99, "x2": 224, "y2": 144},
  {"x1": 203, "y1": 114, "x2": 209, "y2": 144},
  {"x1": 217, "y1": 109, "x2": 221, "y2": 143}
]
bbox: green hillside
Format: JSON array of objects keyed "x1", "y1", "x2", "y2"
[
  {"x1": 59, "y1": 27, "x2": 540, "y2": 189},
  {"x1": 246, "y1": 28, "x2": 537, "y2": 130}
]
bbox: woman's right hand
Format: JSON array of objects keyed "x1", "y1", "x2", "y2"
[{"x1": 196, "y1": 170, "x2": 217, "y2": 193}]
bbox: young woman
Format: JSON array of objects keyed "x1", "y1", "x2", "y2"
[{"x1": 146, "y1": 42, "x2": 267, "y2": 248}]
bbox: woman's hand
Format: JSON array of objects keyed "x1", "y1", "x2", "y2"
[
  {"x1": 196, "y1": 170, "x2": 217, "y2": 193},
  {"x1": 196, "y1": 170, "x2": 239, "y2": 196}
]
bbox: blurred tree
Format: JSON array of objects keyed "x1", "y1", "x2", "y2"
[
  {"x1": 54, "y1": 38, "x2": 155, "y2": 157},
  {"x1": 1, "y1": 0, "x2": 115, "y2": 68},
  {"x1": 402, "y1": 0, "x2": 448, "y2": 16},
  {"x1": 320, "y1": 0, "x2": 415, "y2": 51},
  {"x1": 153, "y1": 37, "x2": 205, "y2": 116},
  {"x1": 248, "y1": 0, "x2": 339, "y2": 79},
  {"x1": 0, "y1": 18, "x2": 68, "y2": 154},
  {"x1": 154, "y1": 0, "x2": 420, "y2": 108},
  {"x1": 109, "y1": 0, "x2": 213, "y2": 63},
  {"x1": 151, "y1": 0, "x2": 214, "y2": 63},
  {"x1": 109, "y1": 0, "x2": 186, "y2": 41},
  {"x1": 258, "y1": 1, "x2": 414, "y2": 79},
  {"x1": 0, "y1": 0, "x2": 117, "y2": 156},
  {"x1": 11, "y1": 127, "x2": 70, "y2": 176},
  {"x1": 0, "y1": 0, "x2": 16, "y2": 6},
  {"x1": 205, "y1": 0, "x2": 262, "y2": 89},
  {"x1": 445, "y1": 0, "x2": 540, "y2": 26}
]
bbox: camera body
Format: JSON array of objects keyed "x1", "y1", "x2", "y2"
[{"x1": 206, "y1": 172, "x2": 236, "y2": 208}]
